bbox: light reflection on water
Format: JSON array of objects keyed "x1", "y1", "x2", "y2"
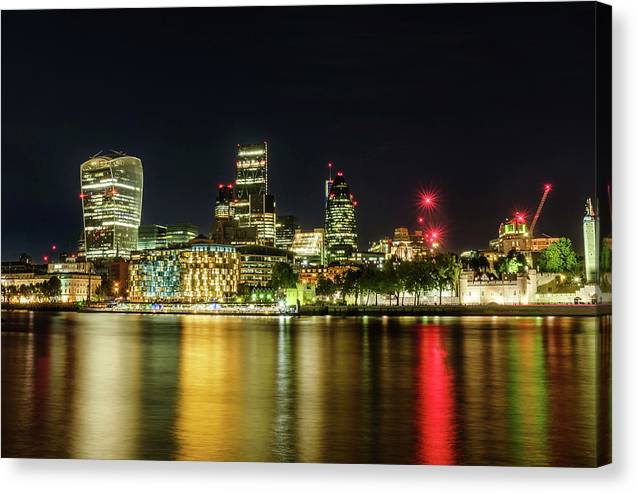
[{"x1": 1, "y1": 311, "x2": 611, "y2": 466}]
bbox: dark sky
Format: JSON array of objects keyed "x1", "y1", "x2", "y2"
[{"x1": 1, "y1": 2, "x2": 598, "y2": 261}]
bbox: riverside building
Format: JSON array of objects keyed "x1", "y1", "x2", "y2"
[{"x1": 128, "y1": 237, "x2": 239, "y2": 302}]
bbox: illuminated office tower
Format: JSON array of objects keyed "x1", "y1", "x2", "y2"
[
  {"x1": 138, "y1": 224, "x2": 167, "y2": 250},
  {"x1": 291, "y1": 228, "x2": 325, "y2": 266},
  {"x1": 235, "y1": 142, "x2": 268, "y2": 227},
  {"x1": 583, "y1": 197, "x2": 599, "y2": 284},
  {"x1": 215, "y1": 183, "x2": 235, "y2": 221},
  {"x1": 80, "y1": 152, "x2": 143, "y2": 260},
  {"x1": 249, "y1": 193, "x2": 277, "y2": 247},
  {"x1": 165, "y1": 224, "x2": 199, "y2": 246},
  {"x1": 276, "y1": 215, "x2": 299, "y2": 250},
  {"x1": 324, "y1": 171, "x2": 358, "y2": 263}
]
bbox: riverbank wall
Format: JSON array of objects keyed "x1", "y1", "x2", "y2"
[
  {"x1": 298, "y1": 304, "x2": 612, "y2": 317},
  {"x1": 2, "y1": 303, "x2": 611, "y2": 317}
]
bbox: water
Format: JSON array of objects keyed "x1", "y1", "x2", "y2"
[{"x1": 1, "y1": 311, "x2": 611, "y2": 466}]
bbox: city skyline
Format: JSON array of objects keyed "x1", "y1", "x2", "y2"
[{"x1": 2, "y1": 4, "x2": 599, "y2": 260}]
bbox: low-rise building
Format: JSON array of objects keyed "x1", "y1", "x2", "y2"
[
  {"x1": 128, "y1": 237, "x2": 239, "y2": 302},
  {"x1": 237, "y1": 245, "x2": 292, "y2": 287}
]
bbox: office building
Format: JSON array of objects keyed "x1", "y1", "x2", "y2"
[
  {"x1": 324, "y1": 171, "x2": 358, "y2": 263},
  {"x1": 128, "y1": 237, "x2": 239, "y2": 302},
  {"x1": 138, "y1": 224, "x2": 167, "y2": 250},
  {"x1": 80, "y1": 152, "x2": 143, "y2": 259},
  {"x1": 234, "y1": 142, "x2": 268, "y2": 228},
  {"x1": 290, "y1": 228, "x2": 325, "y2": 266},
  {"x1": 275, "y1": 215, "x2": 299, "y2": 250},
  {"x1": 236, "y1": 245, "x2": 292, "y2": 288},
  {"x1": 165, "y1": 224, "x2": 199, "y2": 246}
]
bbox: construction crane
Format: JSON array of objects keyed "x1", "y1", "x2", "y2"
[{"x1": 529, "y1": 184, "x2": 552, "y2": 236}]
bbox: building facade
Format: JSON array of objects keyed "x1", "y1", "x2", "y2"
[
  {"x1": 165, "y1": 224, "x2": 199, "y2": 246},
  {"x1": 80, "y1": 152, "x2": 143, "y2": 260},
  {"x1": 138, "y1": 224, "x2": 168, "y2": 250},
  {"x1": 290, "y1": 228, "x2": 325, "y2": 266},
  {"x1": 236, "y1": 245, "x2": 292, "y2": 288},
  {"x1": 275, "y1": 215, "x2": 300, "y2": 250},
  {"x1": 324, "y1": 171, "x2": 358, "y2": 263},
  {"x1": 234, "y1": 142, "x2": 268, "y2": 227},
  {"x1": 128, "y1": 238, "x2": 239, "y2": 302},
  {"x1": 583, "y1": 197, "x2": 599, "y2": 284}
]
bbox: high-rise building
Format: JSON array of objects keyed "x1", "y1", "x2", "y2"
[
  {"x1": 275, "y1": 215, "x2": 300, "y2": 250},
  {"x1": 324, "y1": 171, "x2": 358, "y2": 263},
  {"x1": 248, "y1": 193, "x2": 276, "y2": 247},
  {"x1": 290, "y1": 228, "x2": 325, "y2": 266},
  {"x1": 138, "y1": 224, "x2": 167, "y2": 250},
  {"x1": 165, "y1": 224, "x2": 199, "y2": 246},
  {"x1": 80, "y1": 152, "x2": 143, "y2": 259},
  {"x1": 235, "y1": 142, "x2": 268, "y2": 227},
  {"x1": 583, "y1": 197, "x2": 599, "y2": 284},
  {"x1": 128, "y1": 237, "x2": 239, "y2": 302},
  {"x1": 214, "y1": 183, "x2": 235, "y2": 221}
]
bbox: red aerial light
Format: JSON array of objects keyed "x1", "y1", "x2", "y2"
[
  {"x1": 43, "y1": 256, "x2": 49, "y2": 262},
  {"x1": 328, "y1": 162, "x2": 333, "y2": 168},
  {"x1": 353, "y1": 201, "x2": 358, "y2": 206},
  {"x1": 544, "y1": 184, "x2": 552, "y2": 191},
  {"x1": 218, "y1": 184, "x2": 224, "y2": 189},
  {"x1": 418, "y1": 217, "x2": 424, "y2": 223},
  {"x1": 336, "y1": 171, "x2": 343, "y2": 177},
  {"x1": 51, "y1": 245, "x2": 57, "y2": 251},
  {"x1": 228, "y1": 184, "x2": 233, "y2": 189},
  {"x1": 79, "y1": 193, "x2": 86, "y2": 199}
]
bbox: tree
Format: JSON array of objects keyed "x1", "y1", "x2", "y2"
[
  {"x1": 379, "y1": 260, "x2": 401, "y2": 306},
  {"x1": 42, "y1": 276, "x2": 62, "y2": 301},
  {"x1": 316, "y1": 276, "x2": 337, "y2": 300},
  {"x1": 269, "y1": 262, "x2": 299, "y2": 290},
  {"x1": 538, "y1": 238, "x2": 578, "y2": 273},
  {"x1": 342, "y1": 268, "x2": 363, "y2": 305},
  {"x1": 430, "y1": 253, "x2": 462, "y2": 304}
]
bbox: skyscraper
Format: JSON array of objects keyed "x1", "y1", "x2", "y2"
[
  {"x1": 275, "y1": 215, "x2": 300, "y2": 250},
  {"x1": 235, "y1": 142, "x2": 267, "y2": 227},
  {"x1": 325, "y1": 171, "x2": 358, "y2": 263},
  {"x1": 583, "y1": 197, "x2": 599, "y2": 284},
  {"x1": 233, "y1": 142, "x2": 276, "y2": 246},
  {"x1": 80, "y1": 152, "x2": 143, "y2": 260},
  {"x1": 249, "y1": 193, "x2": 276, "y2": 247}
]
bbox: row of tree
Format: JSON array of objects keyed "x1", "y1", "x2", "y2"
[
  {"x1": 1, "y1": 276, "x2": 62, "y2": 303},
  {"x1": 315, "y1": 253, "x2": 463, "y2": 306}
]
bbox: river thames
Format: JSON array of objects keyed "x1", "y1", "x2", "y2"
[{"x1": 1, "y1": 311, "x2": 611, "y2": 466}]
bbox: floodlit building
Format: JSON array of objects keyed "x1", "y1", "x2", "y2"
[
  {"x1": 80, "y1": 152, "x2": 143, "y2": 260},
  {"x1": 369, "y1": 228, "x2": 428, "y2": 261},
  {"x1": 128, "y1": 237, "x2": 239, "y2": 302},
  {"x1": 324, "y1": 171, "x2": 358, "y2": 263},
  {"x1": 236, "y1": 245, "x2": 292, "y2": 288},
  {"x1": 235, "y1": 142, "x2": 268, "y2": 228},
  {"x1": 290, "y1": 228, "x2": 325, "y2": 266},
  {"x1": 248, "y1": 193, "x2": 276, "y2": 246},
  {"x1": 276, "y1": 215, "x2": 300, "y2": 250},
  {"x1": 165, "y1": 224, "x2": 199, "y2": 246},
  {"x1": 583, "y1": 197, "x2": 599, "y2": 284},
  {"x1": 138, "y1": 224, "x2": 167, "y2": 250}
]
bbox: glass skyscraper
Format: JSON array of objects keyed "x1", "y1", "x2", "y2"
[
  {"x1": 235, "y1": 142, "x2": 267, "y2": 227},
  {"x1": 80, "y1": 152, "x2": 143, "y2": 260},
  {"x1": 325, "y1": 171, "x2": 358, "y2": 263}
]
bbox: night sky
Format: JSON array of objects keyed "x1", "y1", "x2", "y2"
[{"x1": 1, "y1": 2, "x2": 598, "y2": 261}]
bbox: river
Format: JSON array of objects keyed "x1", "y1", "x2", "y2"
[{"x1": 1, "y1": 311, "x2": 611, "y2": 466}]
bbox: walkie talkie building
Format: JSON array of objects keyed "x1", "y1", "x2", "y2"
[{"x1": 80, "y1": 152, "x2": 143, "y2": 260}]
